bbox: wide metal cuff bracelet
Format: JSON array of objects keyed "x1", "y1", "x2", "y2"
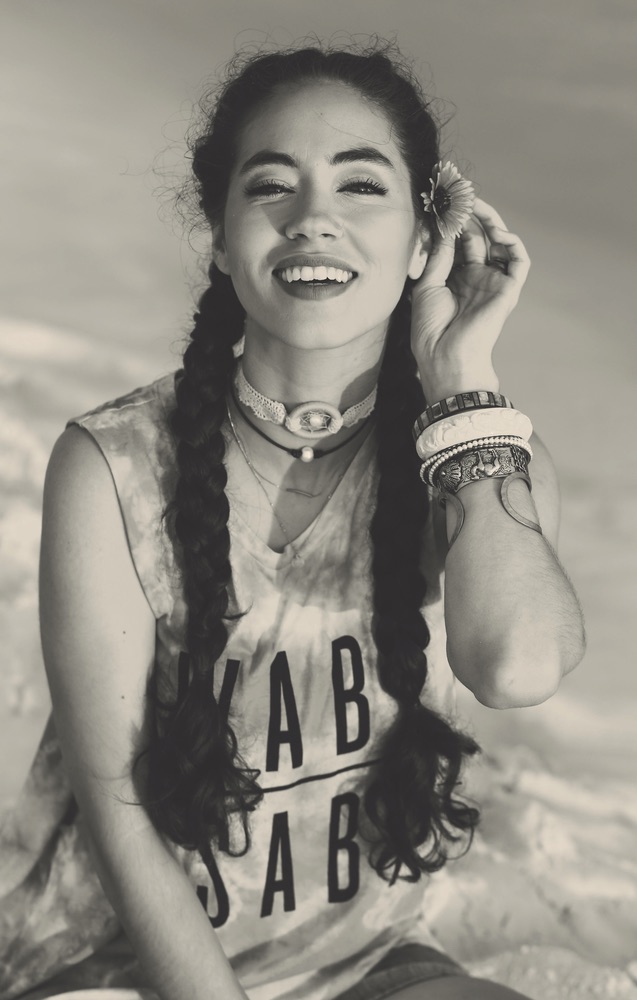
[{"x1": 433, "y1": 444, "x2": 530, "y2": 494}]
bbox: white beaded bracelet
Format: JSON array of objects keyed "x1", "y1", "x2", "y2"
[
  {"x1": 415, "y1": 408, "x2": 533, "y2": 460},
  {"x1": 419, "y1": 435, "x2": 533, "y2": 485}
]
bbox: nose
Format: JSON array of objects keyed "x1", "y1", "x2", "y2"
[{"x1": 283, "y1": 188, "x2": 343, "y2": 240}]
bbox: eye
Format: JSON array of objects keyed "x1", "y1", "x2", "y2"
[
  {"x1": 341, "y1": 178, "x2": 388, "y2": 195},
  {"x1": 244, "y1": 179, "x2": 292, "y2": 199}
]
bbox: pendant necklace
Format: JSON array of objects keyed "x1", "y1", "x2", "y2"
[
  {"x1": 230, "y1": 386, "x2": 371, "y2": 463},
  {"x1": 239, "y1": 462, "x2": 323, "y2": 499},
  {"x1": 226, "y1": 404, "x2": 362, "y2": 561},
  {"x1": 226, "y1": 413, "x2": 324, "y2": 497}
]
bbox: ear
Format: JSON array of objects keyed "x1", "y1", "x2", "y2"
[
  {"x1": 407, "y1": 225, "x2": 431, "y2": 280},
  {"x1": 211, "y1": 225, "x2": 231, "y2": 275}
]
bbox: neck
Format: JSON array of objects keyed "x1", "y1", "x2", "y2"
[
  {"x1": 241, "y1": 319, "x2": 386, "y2": 411},
  {"x1": 226, "y1": 392, "x2": 375, "y2": 495}
]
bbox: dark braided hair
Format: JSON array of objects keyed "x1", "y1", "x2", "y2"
[
  {"x1": 138, "y1": 39, "x2": 479, "y2": 882},
  {"x1": 363, "y1": 289, "x2": 479, "y2": 883},
  {"x1": 141, "y1": 266, "x2": 263, "y2": 863}
]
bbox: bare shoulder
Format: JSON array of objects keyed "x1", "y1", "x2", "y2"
[
  {"x1": 40, "y1": 425, "x2": 156, "y2": 793},
  {"x1": 41, "y1": 424, "x2": 154, "y2": 621},
  {"x1": 44, "y1": 423, "x2": 116, "y2": 520}
]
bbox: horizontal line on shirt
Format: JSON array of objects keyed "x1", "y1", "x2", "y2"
[{"x1": 262, "y1": 758, "x2": 382, "y2": 794}]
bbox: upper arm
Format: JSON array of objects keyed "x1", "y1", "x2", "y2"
[{"x1": 39, "y1": 425, "x2": 156, "y2": 834}]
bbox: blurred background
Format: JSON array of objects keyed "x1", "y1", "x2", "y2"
[{"x1": 1, "y1": 0, "x2": 635, "y2": 802}]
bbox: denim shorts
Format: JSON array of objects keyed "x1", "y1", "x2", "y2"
[{"x1": 334, "y1": 943, "x2": 466, "y2": 1000}]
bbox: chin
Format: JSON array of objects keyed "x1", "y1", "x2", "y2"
[
  {"x1": 275, "y1": 305, "x2": 395, "y2": 350},
  {"x1": 280, "y1": 320, "x2": 385, "y2": 352},
  {"x1": 241, "y1": 288, "x2": 400, "y2": 351}
]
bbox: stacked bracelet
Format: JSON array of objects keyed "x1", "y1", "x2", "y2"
[
  {"x1": 414, "y1": 390, "x2": 542, "y2": 544},
  {"x1": 419, "y1": 435, "x2": 532, "y2": 486},
  {"x1": 432, "y1": 444, "x2": 531, "y2": 494},
  {"x1": 415, "y1": 408, "x2": 533, "y2": 460},
  {"x1": 413, "y1": 390, "x2": 513, "y2": 441}
]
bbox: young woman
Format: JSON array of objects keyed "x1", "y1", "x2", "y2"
[{"x1": 3, "y1": 40, "x2": 584, "y2": 1000}]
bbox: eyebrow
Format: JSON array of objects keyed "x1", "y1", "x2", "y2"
[{"x1": 239, "y1": 145, "x2": 396, "y2": 175}]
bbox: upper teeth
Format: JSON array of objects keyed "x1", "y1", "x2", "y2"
[{"x1": 277, "y1": 266, "x2": 355, "y2": 283}]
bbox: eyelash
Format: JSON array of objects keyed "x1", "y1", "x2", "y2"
[
  {"x1": 346, "y1": 178, "x2": 388, "y2": 195},
  {"x1": 245, "y1": 177, "x2": 388, "y2": 198}
]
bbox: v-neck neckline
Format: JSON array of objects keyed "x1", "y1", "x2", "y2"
[{"x1": 226, "y1": 426, "x2": 377, "y2": 570}]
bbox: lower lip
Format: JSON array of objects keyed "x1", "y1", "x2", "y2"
[{"x1": 274, "y1": 275, "x2": 356, "y2": 300}]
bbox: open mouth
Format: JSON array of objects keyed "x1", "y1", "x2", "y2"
[{"x1": 273, "y1": 265, "x2": 357, "y2": 286}]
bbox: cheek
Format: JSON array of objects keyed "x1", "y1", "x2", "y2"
[
  {"x1": 227, "y1": 216, "x2": 275, "y2": 276},
  {"x1": 359, "y1": 211, "x2": 418, "y2": 266}
]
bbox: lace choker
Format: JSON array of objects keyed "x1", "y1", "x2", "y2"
[{"x1": 233, "y1": 362, "x2": 377, "y2": 440}]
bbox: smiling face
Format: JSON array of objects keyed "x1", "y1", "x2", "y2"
[{"x1": 214, "y1": 80, "x2": 430, "y2": 354}]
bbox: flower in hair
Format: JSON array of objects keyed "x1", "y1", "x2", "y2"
[{"x1": 420, "y1": 161, "x2": 475, "y2": 240}]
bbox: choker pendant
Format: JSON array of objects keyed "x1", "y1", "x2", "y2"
[
  {"x1": 230, "y1": 387, "x2": 371, "y2": 461},
  {"x1": 233, "y1": 362, "x2": 377, "y2": 441},
  {"x1": 287, "y1": 400, "x2": 345, "y2": 438}
]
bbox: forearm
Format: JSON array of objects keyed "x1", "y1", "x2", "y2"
[
  {"x1": 85, "y1": 803, "x2": 247, "y2": 1000},
  {"x1": 442, "y1": 475, "x2": 585, "y2": 707}
]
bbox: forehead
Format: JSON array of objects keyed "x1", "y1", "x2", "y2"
[{"x1": 235, "y1": 80, "x2": 403, "y2": 166}]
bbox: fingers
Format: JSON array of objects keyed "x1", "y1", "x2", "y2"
[
  {"x1": 419, "y1": 233, "x2": 456, "y2": 288},
  {"x1": 421, "y1": 195, "x2": 530, "y2": 288},
  {"x1": 488, "y1": 228, "x2": 530, "y2": 283},
  {"x1": 473, "y1": 196, "x2": 508, "y2": 231},
  {"x1": 471, "y1": 198, "x2": 530, "y2": 284},
  {"x1": 458, "y1": 216, "x2": 488, "y2": 265}
]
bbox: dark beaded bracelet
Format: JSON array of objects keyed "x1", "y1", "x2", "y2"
[{"x1": 412, "y1": 390, "x2": 514, "y2": 442}]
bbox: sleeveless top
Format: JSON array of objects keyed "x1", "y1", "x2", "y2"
[{"x1": 69, "y1": 373, "x2": 457, "y2": 1000}]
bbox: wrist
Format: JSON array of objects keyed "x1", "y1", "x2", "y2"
[{"x1": 418, "y1": 368, "x2": 500, "y2": 404}]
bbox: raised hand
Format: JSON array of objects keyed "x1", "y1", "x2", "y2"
[{"x1": 410, "y1": 197, "x2": 531, "y2": 402}]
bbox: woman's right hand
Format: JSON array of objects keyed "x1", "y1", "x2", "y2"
[{"x1": 409, "y1": 198, "x2": 531, "y2": 401}]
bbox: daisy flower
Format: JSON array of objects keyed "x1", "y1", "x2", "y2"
[{"x1": 420, "y1": 161, "x2": 475, "y2": 240}]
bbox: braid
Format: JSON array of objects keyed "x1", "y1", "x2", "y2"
[
  {"x1": 140, "y1": 265, "x2": 263, "y2": 859},
  {"x1": 137, "y1": 41, "x2": 480, "y2": 883},
  {"x1": 363, "y1": 291, "x2": 480, "y2": 884}
]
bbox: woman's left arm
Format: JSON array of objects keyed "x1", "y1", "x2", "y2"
[
  {"x1": 440, "y1": 430, "x2": 585, "y2": 708},
  {"x1": 411, "y1": 196, "x2": 585, "y2": 707}
]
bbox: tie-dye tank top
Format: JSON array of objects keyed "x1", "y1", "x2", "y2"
[{"x1": 69, "y1": 372, "x2": 457, "y2": 1000}]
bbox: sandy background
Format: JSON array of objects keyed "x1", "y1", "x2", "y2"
[
  {"x1": 1, "y1": 0, "x2": 636, "y2": 995},
  {"x1": 0, "y1": 0, "x2": 636, "y2": 982}
]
